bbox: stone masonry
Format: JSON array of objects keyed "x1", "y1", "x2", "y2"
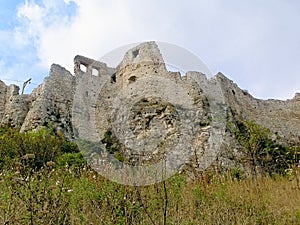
[{"x1": 0, "y1": 41, "x2": 299, "y2": 173}]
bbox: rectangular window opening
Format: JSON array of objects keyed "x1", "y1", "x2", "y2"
[
  {"x1": 92, "y1": 68, "x2": 100, "y2": 76},
  {"x1": 80, "y1": 64, "x2": 87, "y2": 73}
]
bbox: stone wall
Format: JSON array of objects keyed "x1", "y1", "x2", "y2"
[
  {"x1": 0, "y1": 41, "x2": 299, "y2": 174},
  {"x1": 20, "y1": 64, "x2": 76, "y2": 138},
  {"x1": 217, "y1": 73, "x2": 300, "y2": 143},
  {"x1": 0, "y1": 83, "x2": 30, "y2": 127},
  {"x1": 73, "y1": 55, "x2": 115, "y2": 141},
  {"x1": 0, "y1": 64, "x2": 76, "y2": 139},
  {"x1": 0, "y1": 81, "x2": 7, "y2": 123}
]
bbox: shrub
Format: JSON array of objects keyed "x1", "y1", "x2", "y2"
[
  {"x1": 230, "y1": 120, "x2": 300, "y2": 175},
  {"x1": 56, "y1": 152, "x2": 86, "y2": 169},
  {"x1": 0, "y1": 126, "x2": 80, "y2": 170}
]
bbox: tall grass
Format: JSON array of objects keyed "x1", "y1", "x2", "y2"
[
  {"x1": 0, "y1": 163, "x2": 299, "y2": 224},
  {"x1": 0, "y1": 126, "x2": 299, "y2": 224}
]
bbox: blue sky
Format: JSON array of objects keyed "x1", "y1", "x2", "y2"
[{"x1": 0, "y1": 0, "x2": 300, "y2": 99}]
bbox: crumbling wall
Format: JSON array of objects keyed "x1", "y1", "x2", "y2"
[
  {"x1": 20, "y1": 64, "x2": 76, "y2": 138},
  {"x1": 0, "y1": 42, "x2": 299, "y2": 175},
  {"x1": 116, "y1": 42, "x2": 167, "y2": 87},
  {"x1": 217, "y1": 73, "x2": 300, "y2": 142},
  {"x1": 0, "y1": 83, "x2": 30, "y2": 128},
  {"x1": 0, "y1": 81, "x2": 7, "y2": 122},
  {"x1": 74, "y1": 55, "x2": 115, "y2": 77},
  {"x1": 72, "y1": 55, "x2": 115, "y2": 141}
]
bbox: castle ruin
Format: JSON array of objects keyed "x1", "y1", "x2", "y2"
[{"x1": 0, "y1": 42, "x2": 299, "y2": 179}]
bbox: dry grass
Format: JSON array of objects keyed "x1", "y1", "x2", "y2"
[{"x1": 1, "y1": 164, "x2": 299, "y2": 225}]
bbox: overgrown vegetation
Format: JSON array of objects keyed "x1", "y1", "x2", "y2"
[
  {"x1": 101, "y1": 129, "x2": 124, "y2": 162},
  {"x1": 0, "y1": 126, "x2": 299, "y2": 224},
  {"x1": 0, "y1": 126, "x2": 83, "y2": 171},
  {"x1": 226, "y1": 117, "x2": 300, "y2": 176}
]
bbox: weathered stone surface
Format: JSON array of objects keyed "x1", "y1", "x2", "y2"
[
  {"x1": 0, "y1": 84, "x2": 30, "y2": 127},
  {"x1": 20, "y1": 64, "x2": 76, "y2": 138},
  {"x1": 0, "y1": 80, "x2": 7, "y2": 122},
  {"x1": 217, "y1": 73, "x2": 300, "y2": 142},
  {"x1": 116, "y1": 42, "x2": 167, "y2": 87},
  {"x1": 0, "y1": 64, "x2": 75, "y2": 138},
  {"x1": 0, "y1": 41, "x2": 299, "y2": 174},
  {"x1": 73, "y1": 55, "x2": 115, "y2": 141}
]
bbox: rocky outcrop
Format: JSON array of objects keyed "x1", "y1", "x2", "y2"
[
  {"x1": 0, "y1": 83, "x2": 30, "y2": 127},
  {"x1": 217, "y1": 73, "x2": 300, "y2": 143},
  {"x1": 0, "y1": 64, "x2": 76, "y2": 138},
  {"x1": 0, "y1": 41, "x2": 299, "y2": 177}
]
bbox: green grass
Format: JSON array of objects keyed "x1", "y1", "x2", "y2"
[
  {"x1": 0, "y1": 126, "x2": 299, "y2": 224},
  {"x1": 0, "y1": 163, "x2": 299, "y2": 224}
]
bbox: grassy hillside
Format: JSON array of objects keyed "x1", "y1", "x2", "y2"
[{"x1": 0, "y1": 127, "x2": 299, "y2": 224}]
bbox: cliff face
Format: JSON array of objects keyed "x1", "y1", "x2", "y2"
[
  {"x1": 0, "y1": 42, "x2": 299, "y2": 175},
  {"x1": 0, "y1": 64, "x2": 76, "y2": 139},
  {"x1": 217, "y1": 73, "x2": 300, "y2": 142}
]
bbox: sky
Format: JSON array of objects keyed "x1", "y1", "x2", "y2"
[{"x1": 0, "y1": 0, "x2": 299, "y2": 100}]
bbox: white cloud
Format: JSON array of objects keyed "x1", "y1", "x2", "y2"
[{"x1": 14, "y1": 0, "x2": 300, "y2": 99}]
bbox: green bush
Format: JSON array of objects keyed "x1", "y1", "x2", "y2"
[
  {"x1": 56, "y1": 152, "x2": 86, "y2": 169},
  {"x1": 0, "y1": 125, "x2": 299, "y2": 224},
  {"x1": 0, "y1": 126, "x2": 80, "y2": 170},
  {"x1": 230, "y1": 120, "x2": 300, "y2": 175}
]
